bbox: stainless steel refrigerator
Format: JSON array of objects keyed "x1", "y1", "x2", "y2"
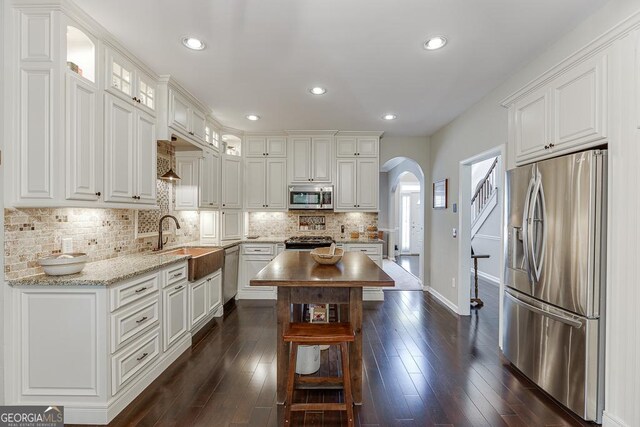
[{"x1": 503, "y1": 149, "x2": 607, "y2": 423}]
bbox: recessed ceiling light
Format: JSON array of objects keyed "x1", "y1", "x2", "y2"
[
  {"x1": 309, "y1": 87, "x2": 327, "y2": 95},
  {"x1": 382, "y1": 114, "x2": 397, "y2": 121},
  {"x1": 246, "y1": 114, "x2": 260, "y2": 121},
  {"x1": 423, "y1": 36, "x2": 447, "y2": 50},
  {"x1": 182, "y1": 37, "x2": 206, "y2": 50}
]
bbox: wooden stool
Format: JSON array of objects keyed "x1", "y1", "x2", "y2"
[{"x1": 283, "y1": 322, "x2": 355, "y2": 426}]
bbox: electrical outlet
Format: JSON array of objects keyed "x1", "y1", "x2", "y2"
[
  {"x1": 358, "y1": 225, "x2": 364, "y2": 233},
  {"x1": 452, "y1": 277, "x2": 456, "y2": 288},
  {"x1": 452, "y1": 228, "x2": 457, "y2": 238}
]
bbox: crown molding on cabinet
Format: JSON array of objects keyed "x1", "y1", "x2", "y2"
[{"x1": 501, "y1": 8, "x2": 640, "y2": 107}]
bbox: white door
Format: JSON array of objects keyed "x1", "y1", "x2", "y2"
[
  {"x1": 104, "y1": 94, "x2": 135, "y2": 202},
  {"x1": 175, "y1": 156, "x2": 199, "y2": 210},
  {"x1": 336, "y1": 137, "x2": 357, "y2": 157},
  {"x1": 134, "y1": 110, "x2": 157, "y2": 204},
  {"x1": 356, "y1": 137, "x2": 378, "y2": 157},
  {"x1": 266, "y1": 159, "x2": 287, "y2": 209},
  {"x1": 409, "y1": 192, "x2": 423, "y2": 254},
  {"x1": 245, "y1": 159, "x2": 266, "y2": 209},
  {"x1": 290, "y1": 137, "x2": 311, "y2": 182},
  {"x1": 207, "y1": 271, "x2": 222, "y2": 313},
  {"x1": 168, "y1": 89, "x2": 190, "y2": 134},
  {"x1": 336, "y1": 159, "x2": 357, "y2": 209},
  {"x1": 311, "y1": 137, "x2": 332, "y2": 182},
  {"x1": 266, "y1": 137, "x2": 287, "y2": 157},
  {"x1": 221, "y1": 211, "x2": 242, "y2": 240},
  {"x1": 200, "y1": 150, "x2": 219, "y2": 208},
  {"x1": 356, "y1": 158, "x2": 378, "y2": 210},
  {"x1": 222, "y1": 155, "x2": 242, "y2": 209},
  {"x1": 241, "y1": 258, "x2": 272, "y2": 293},
  {"x1": 514, "y1": 88, "x2": 550, "y2": 162},
  {"x1": 244, "y1": 137, "x2": 266, "y2": 157},
  {"x1": 200, "y1": 211, "x2": 219, "y2": 244},
  {"x1": 189, "y1": 279, "x2": 208, "y2": 329},
  {"x1": 135, "y1": 70, "x2": 156, "y2": 115},
  {"x1": 163, "y1": 283, "x2": 188, "y2": 352},
  {"x1": 191, "y1": 108, "x2": 207, "y2": 143},
  {"x1": 105, "y1": 48, "x2": 135, "y2": 101},
  {"x1": 66, "y1": 74, "x2": 100, "y2": 201}
]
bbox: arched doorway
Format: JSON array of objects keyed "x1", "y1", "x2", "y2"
[{"x1": 380, "y1": 157, "x2": 425, "y2": 287}]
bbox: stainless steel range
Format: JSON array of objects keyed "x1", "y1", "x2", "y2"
[{"x1": 285, "y1": 236, "x2": 334, "y2": 250}]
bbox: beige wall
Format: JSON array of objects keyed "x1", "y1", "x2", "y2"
[
  {"x1": 379, "y1": 136, "x2": 430, "y2": 284},
  {"x1": 428, "y1": 0, "x2": 640, "y2": 307}
]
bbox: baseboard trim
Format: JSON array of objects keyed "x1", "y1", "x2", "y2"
[
  {"x1": 236, "y1": 290, "x2": 277, "y2": 300},
  {"x1": 470, "y1": 269, "x2": 500, "y2": 287},
  {"x1": 603, "y1": 411, "x2": 628, "y2": 427},
  {"x1": 425, "y1": 286, "x2": 459, "y2": 314}
]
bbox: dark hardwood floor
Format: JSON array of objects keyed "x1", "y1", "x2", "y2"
[{"x1": 76, "y1": 283, "x2": 597, "y2": 427}]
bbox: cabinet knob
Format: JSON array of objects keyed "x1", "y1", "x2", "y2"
[
  {"x1": 95, "y1": 192, "x2": 101, "y2": 197},
  {"x1": 132, "y1": 195, "x2": 137, "y2": 199},
  {"x1": 549, "y1": 143, "x2": 555, "y2": 148},
  {"x1": 222, "y1": 204, "x2": 225, "y2": 207},
  {"x1": 544, "y1": 145, "x2": 549, "y2": 149}
]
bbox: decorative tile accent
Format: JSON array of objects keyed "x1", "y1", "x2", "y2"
[{"x1": 248, "y1": 211, "x2": 378, "y2": 238}]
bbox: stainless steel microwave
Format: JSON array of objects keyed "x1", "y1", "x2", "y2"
[{"x1": 288, "y1": 185, "x2": 333, "y2": 210}]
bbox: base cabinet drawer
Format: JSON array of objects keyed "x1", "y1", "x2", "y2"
[
  {"x1": 110, "y1": 272, "x2": 159, "y2": 311},
  {"x1": 165, "y1": 263, "x2": 188, "y2": 287},
  {"x1": 111, "y1": 328, "x2": 160, "y2": 395},
  {"x1": 111, "y1": 296, "x2": 159, "y2": 353}
]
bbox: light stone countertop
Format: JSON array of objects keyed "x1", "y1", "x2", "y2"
[
  {"x1": 8, "y1": 252, "x2": 192, "y2": 287},
  {"x1": 8, "y1": 236, "x2": 383, "y2": 287}
]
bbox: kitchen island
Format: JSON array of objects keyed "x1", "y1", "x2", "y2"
[{"x1": 250, "y1": 251, "x2": 394, "y2": 405}]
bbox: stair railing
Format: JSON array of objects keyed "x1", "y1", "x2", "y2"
[{"x1": 471, "y1": 157, "x2": 498, "y2": 224}]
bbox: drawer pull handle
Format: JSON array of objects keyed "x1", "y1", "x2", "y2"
[
  {"x1": 360, "y1": 249, "x2": 367, "y2": 252},
  {"x1": 171, "y1": 272, "x2": 183, "y2": 278},
  {"x1": 135, "y1": 316, "x2": 148, "y2": 324},
  {"x1": 134, "y1": 287, "x2": 148, "y2": 293},
  {"x1": 136, "y1": 352, "x2": 149, "y2": 362},
  {"x1": 174, "y1": 285, "x2": 184, "y2": 290}
]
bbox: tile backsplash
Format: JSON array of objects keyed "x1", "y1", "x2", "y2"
[
  {"x1": 4, "y1": 208, "x2": 200, "y2": 280},
  {"x1": 247, "y1": 211, "x2": 377, "y2": 237}
]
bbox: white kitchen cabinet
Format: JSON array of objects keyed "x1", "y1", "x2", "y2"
[
  {"x1": 335, "y1": 158, "x2": 378, "y2": 211},
  {"x1": 175, "y1": 153, "x2": 200, "y2": 210},
  {"x1": 336, "y1": 159, "x2": 357, "y2": 209},
  {"x1": 189, "y1": 278, "x2": 208, "y2": 329},
  {"x1": 200, "y1": 211, "x2": 219, "y2": 244},
  {"x1": 200, "y1": 149, "x2": 220, "y2": 209},
  {"x1": 336, "y1": 136, "x2": 378, "y2": 157},
  {"x1": 105, "y1": 47, "x2": 157, "y2": 116},
  {"x1": 66, "y1": 73, "x2": 102, "y2": 201},
  {"x1": 161, "y1": 83, "x2": 209, "y2": 146},
  {"x1": 222, "y1": 155, "x2": 242, "y2": 209},
  {"x1": 245, "y1": 158, "x2": 286, "y2": 210},
  {"x1": 289, "y1": 136, "x2": 332, "y2": 183},
  {"x1": 205, "y1": 120, "x2": 221, "y2": 151},
  {"x1": 104, "y1": 94, "x2": 156, "y2": 205},
  {"x1": 221, "y1": 211, "x2": 242, "y2": 240},
  {"x1": 237, "y1": 243, "x2": 277, "y2": 299},
  {"x1": 509, "y1": 51, "x2": 609, "y2": 165},
  {"x1": 245, "y1": 136, "x2": 287, "y2": 157},
  {"x1": 10, "y1": 262, "x2": 195, "y2": 424},
  {"x1": 343, "y1": 243, "x2": 384, "y2": 301},
  {"x1": 207, "y1": 270, "x2": 223, "y2": 314}
]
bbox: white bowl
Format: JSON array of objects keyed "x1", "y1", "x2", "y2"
[{"x1": 38, "y1": 253, "x2": 88, "y2": 276}]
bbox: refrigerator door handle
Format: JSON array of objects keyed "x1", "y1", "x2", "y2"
[
  {"x1": 522, "y1": 176, "x2": 536, "y2": 283},
  {"x1": 528, "y1": 173, "x2": 547, "y2": 282},
  {"x1": 505, "y1": 290, "x2": 583, "y2": 328}
]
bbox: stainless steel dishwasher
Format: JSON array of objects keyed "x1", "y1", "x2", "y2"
[{"x1": 223, "y1": 245, "x2": 239, "y2": 304}]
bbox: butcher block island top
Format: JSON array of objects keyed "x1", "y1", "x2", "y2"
[{"x1": 250, "y1": 251, "x2": 395, "y2": 287}]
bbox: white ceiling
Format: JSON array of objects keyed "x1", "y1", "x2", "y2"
[{"x1": 75, "y1": 0, "x2": 607, "y2": 136}]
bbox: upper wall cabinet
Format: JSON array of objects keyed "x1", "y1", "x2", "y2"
[
  {"x1": 288, "y1": 135, "x2": 333, "y2": 183},
  {"x1": 505, "y1": 50, "x2": 609, "y2": 165},
  {"x1": 245, "y1": 136, "x2": 287, "y2": 158},
  {"x1": 222, "y1": 154, "x2": 242, "y2": 209},
  {"x1": 105, "y1": 47, "x2": 157, "y2": 116},
  {"x1": 336, "y1": 136, "x2": 379, "y2": 157},
  {"x1": 157, "y1": 77, "x2": 210, "y2": 148}
]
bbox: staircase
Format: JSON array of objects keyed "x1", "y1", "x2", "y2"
[{"x1": 471, "y1": 157, "x2": 498, "y2": 237}]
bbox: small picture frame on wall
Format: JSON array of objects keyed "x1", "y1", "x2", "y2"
[{"x1": 433, "y1": 178, "x2": 448, "y2": 209}]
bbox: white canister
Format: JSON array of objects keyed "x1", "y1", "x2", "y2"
[{"x1": 295, "y1": 345, "x2": 320, "y2": 375}]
